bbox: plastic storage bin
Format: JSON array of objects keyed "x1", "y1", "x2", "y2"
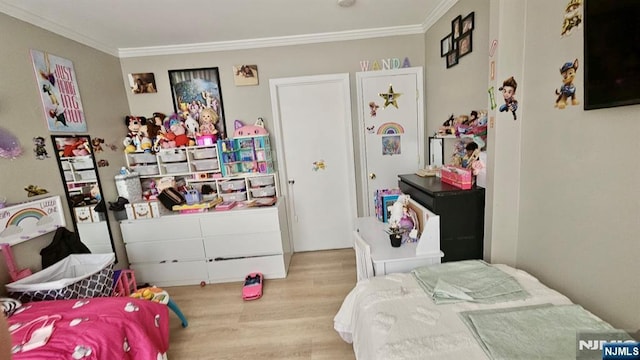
[
  {"x1": 129, "y1": 152, "x2": 158, "y2": 164},
  {"x1": 163, "y1": 163, "x2": 189, "y2": 174},
  {"x1": 249, "y1": 176, "x2": 274, "y2": 187},
  {"x1": 192, "y1": 159, "x2": 219, "y2": 171},
  {"x1": 75, "y1": 170, "x2": 97, "y2": 180},
  {"x1": 131, "y1": 164, "x2": 159, "y2": 176},
  {"x1": 6, "y1": 253, "x2": 115, "y2": 303},
  {"x1": 192, "y1": 148, "x2": 217, "y2": 160},
  {"x1": 159, "y1": 150, "x2": 187, "y2": 162},
  {"x1": 249, "y1": 186, "x2": 276, "y2": 198},
  {"x1": 221, "y1": 191, "x2": 247, "y2": 202},
  {"x1": 220, "y1": 179, "x2": 246, "y2": 191}
]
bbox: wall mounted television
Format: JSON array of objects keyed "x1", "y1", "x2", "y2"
[{"x1": 584, "y1": 0, "x2": 640, "y2": 110}]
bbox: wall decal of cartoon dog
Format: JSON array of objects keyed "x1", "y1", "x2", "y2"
[{"x1": 555, "y1": 59, "x2": 579, "y2": 109}]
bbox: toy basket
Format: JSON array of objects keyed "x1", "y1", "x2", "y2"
[
  {"x1": 440, "y1": 166, "x2": 473, "y2": 190},
  {"x1": 6, "y1": 253, "x2": 115, "y2": 303}
]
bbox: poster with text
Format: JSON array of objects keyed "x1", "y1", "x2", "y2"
[{"x1": 30, "y1": 50, "x2": 86, "y2": 132}]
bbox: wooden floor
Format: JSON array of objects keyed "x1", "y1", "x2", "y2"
[{"x1": 164, "y1": 249, "x2": 357, "y2": 360}]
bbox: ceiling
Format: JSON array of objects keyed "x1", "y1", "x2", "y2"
[{"x1": 0, "y1": 0, "x2": 456, "y2": 57}]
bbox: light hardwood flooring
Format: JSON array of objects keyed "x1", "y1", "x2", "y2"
[{"x1": 164, "y1": 249, "x2": 357, "y2": 360}]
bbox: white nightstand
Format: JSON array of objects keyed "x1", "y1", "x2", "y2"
[{"x1": 354, "y1": 200, "x2": 443, "y2": 276}]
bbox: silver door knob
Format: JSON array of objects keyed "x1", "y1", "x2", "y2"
[{"x1": 368, "y1": 173, "x2": 376, "y2": 180}]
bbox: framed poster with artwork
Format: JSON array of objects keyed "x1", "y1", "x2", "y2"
[
  {"x1": 30, "y1": 50, "x2": 86, "y2": 132},
  {"x1": 168, "y1": 67, "x2": 226, "y2": 139}
]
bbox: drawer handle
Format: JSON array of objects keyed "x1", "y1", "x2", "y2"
[
  {"x1": 160, "y1": 260, "x2": 166, "y2": 264},
  {"x1": 172, "y1": 260, "x2": 178, "y2": 263}
]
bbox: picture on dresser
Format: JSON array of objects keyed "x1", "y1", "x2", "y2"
[{"x1": 168, "y1": 67, "x2": 227, "y2": 139}]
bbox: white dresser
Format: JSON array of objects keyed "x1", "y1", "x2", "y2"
[{"x1": 120, "y1": 200, "x2": 292, "y2": 287}]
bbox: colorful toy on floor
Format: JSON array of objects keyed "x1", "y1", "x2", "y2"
[{"x1": 242, "y1": 272, "x2": 263, "y2": 301}]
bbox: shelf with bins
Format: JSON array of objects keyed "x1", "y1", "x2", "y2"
[
  {"x1": 218, "y1": 135, "x2": 274, "y2": 177},
  {"x1": 124, "y1": 144, "x2": 222, "y2": 179},
  {"x1": 61, "y1": 156, "x2": 97, "y2": 184},
  {"x1": 186, "y1": 173, "x2": 279, "y2": 203}
]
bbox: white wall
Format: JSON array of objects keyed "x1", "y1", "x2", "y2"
[
  {"x1": 0, "y1": 13, "x2": 130, "y2": 291},
  {"x1": 515, "y1": 0, "x2": 640, "y2": 331}
]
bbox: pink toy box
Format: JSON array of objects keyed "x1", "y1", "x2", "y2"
[{"x1": 440, "y1": 165, "x2": 473, "y2": 189}]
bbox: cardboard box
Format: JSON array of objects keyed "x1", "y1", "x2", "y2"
[
  {"x1": 125, "y1": 201, "x2": 161, "y2": 220},
  {"x1": 440, "y1": 166, "x2": 472, "y2": 190}
]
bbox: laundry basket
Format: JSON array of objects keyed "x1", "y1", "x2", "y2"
[{"x1": 6, "y1": 253, "x2": 115, "y2": 303}]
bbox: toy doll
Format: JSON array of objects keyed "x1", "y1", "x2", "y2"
[
  {"x1": 198, "y1": 108, "x2": 220, "y2": 140},
  {"x1": 123, "y1": 116, "x2": 145, "y2": 152}
]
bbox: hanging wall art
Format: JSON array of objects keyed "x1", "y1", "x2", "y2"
[
  {"x1": 168, "y1": 67, "x2": 226, "y2": 139},
  {"x1": 30, "y1": 50, "x2": 86, "y2": 132}
]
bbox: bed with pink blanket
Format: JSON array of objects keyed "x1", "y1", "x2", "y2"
[{"x1": 6, "y1": 296, "x2": 169, "y2": 359}]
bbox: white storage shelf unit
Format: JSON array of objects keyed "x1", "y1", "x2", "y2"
[
  {"x1": 120, "y1": 199, "x2": 292, "y2": 287},
  {"x1": 125, "y1": 144, "x2": 221, "y2": 178}
]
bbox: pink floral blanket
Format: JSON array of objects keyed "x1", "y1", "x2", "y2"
[{"x1": 8, "y1": 297, "x2": 169, "y2": 359}]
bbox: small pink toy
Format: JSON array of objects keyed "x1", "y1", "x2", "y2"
[
  {"x1": 242, "y1": 272, "x2": 263, "y2": 301},
  {"x1": 233, "y1": 118, "x2": 268, "y2": 138}
]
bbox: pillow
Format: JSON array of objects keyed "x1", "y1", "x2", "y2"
[{"x1": 0, "y1": 298, "x2": 21, "y2": 317}]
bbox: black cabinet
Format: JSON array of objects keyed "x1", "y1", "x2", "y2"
[{"x1": 398, "y1": 174, "x2": 485, "y2": 262}]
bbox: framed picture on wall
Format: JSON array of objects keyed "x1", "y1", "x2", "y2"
[
  {"x1": 168, "y1": 67, "x2": 226, "y2": 139},
  {"x1": 462, "y1": 12, "x2": 475, "y2": 34},
  {"x1": 440, "y1": 34, "x2": 453, "y2": 57},
  {"x1": 446, "y1": 47, "x2": 459, "y2": 68},
  {"x1": 458, "y1": 31, "x2": 473, "y2": 58},
  {"x1": 232, "y1": 65, "x2": 259, "y2": 86},
  {"x1": 451, "y1": 15, "x2": 462, "y2": 39},
  {"x1": 128, "y1": 72, "x2": 157, "y2": 94}
]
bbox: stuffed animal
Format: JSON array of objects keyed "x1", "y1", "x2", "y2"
[
  {"x1": 388, "y1": 194, "x2": 410, "y2": 230},
  {"x1": 198, "y1": 108, "x2": 219, "y2": 140},
  {"x1": 184, "y1": 114, "x2": 200, "y2": 138},
  {"x1": 233, "y1": 117, "x2": 268, "y2": 138},
  {"x1": 163, "y1": 117, "x2": 191, "y2": 148},
  {"x1": 123, "y1": 116, "x2": 145, "y2": 153}
]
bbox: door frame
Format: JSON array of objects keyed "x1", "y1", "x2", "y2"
[
  {"x1": 269, "y1": 73, "x2": 358, "y2": 251},
  {"x1": 355, "y1": 67, "x2": 425, "y2": 216}
]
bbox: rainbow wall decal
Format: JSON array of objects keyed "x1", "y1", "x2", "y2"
[
  {"x1": 5, "y1": 208, "x2": 47, "y2": 228},
  {"x1": 377, "y1": 122, "x2": 405, "y2": 135}
]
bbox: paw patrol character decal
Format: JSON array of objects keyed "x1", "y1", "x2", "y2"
[
  {"x1": 24, "y1": 185, "x2": 48, "y2": 197},
  {"x1": 33, "y1": 136, "x2": 49, "y2": 160},
  {"x1": 312, "y1": 160, "x2": 326, "y2": 171},
  {"x1": 499, "y1": 76, "x2": 518, "y2": 120},
  {"x1": 555, "y1": 59, "x2": 579, "y2": 109},
  {"x1": 561, "y1": 0, "x2": 582, "y2": 37}
]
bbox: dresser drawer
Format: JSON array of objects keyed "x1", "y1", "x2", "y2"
[
  {"x1": 200, "y1": 208, "x2": 279, "y2": 236},
  {"x1": 203, "y1": 231, "x2": 282, "y2": 258},
  {"x1": 130, "y1": 260, "x2": 208, "y2": 287},
  {"x1": 120, "y1": 217, "x2": 201, "y2": 242},
  {"x1": 206, "y1": 255, "x2": 286, "y2": 283},
  {"x1": 125, "y1": 238, "x2": 205, "y2": 263}
]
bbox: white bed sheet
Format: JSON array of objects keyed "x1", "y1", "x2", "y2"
[{"x1": 333, "y1": 264, "x2": 574, "y2": 360}]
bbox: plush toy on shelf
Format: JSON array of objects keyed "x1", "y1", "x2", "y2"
[
  {"x1": 233, "y1": 117, "x2": 268, "y2": 137},
  {"x1": 123, "y1": 115, "x2": 145, "y2": 153},
  {"x1": 163, "y1": 115, "x2": 192, "y2": 148}
]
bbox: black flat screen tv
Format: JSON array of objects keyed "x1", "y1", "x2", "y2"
[{"x1": 584, "y1": 0, "x2": 640, "y2": 110}]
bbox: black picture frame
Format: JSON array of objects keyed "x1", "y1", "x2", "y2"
[
  {"x1": 168, "y1": 67, "x2": 227, "y2": 139},
  {"x1": 440, "y1": 34, "x2": 453, "y2": 57},
  {"x1": 462, "y1": 12, "x2": 475, "y2": 34},
  {"x1": 452, "y1": 15, "x2": 462, "y2": 39},
  {"x1": 458, "y1": 31, "x2": 473, "y2": 58},
  {"x1": 446, "y1": 47, "x2": 459, "y2": 68}
]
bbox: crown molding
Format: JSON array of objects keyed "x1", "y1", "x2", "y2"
[
  {"x1": 118, "y1": 24, "x2": 425, "y2": 58},
  {"x1": 0, "y1": 2, "x2": 119, "y2": 56},
  {"x1": 421, "y1": 0, "x2": 459, "y2": 32}
]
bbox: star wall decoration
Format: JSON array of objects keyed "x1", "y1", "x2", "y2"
[{"x1": 378, "y1": 84, "x2": 402, "y2": 109}]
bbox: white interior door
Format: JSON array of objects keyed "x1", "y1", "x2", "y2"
[
  {"x1": 356, "y1": 67, "x2": 424, "y2": 216},
  {"x1": 270, "y1": 74, "x2": 357, "y2": 252}
]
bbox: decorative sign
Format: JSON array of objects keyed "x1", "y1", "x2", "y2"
[
  {"x1": 359, "y1": 57, "x2": 411, "y2": 71},
  {"x1": 30, "y1": 50, "x2": 86, "y2": 132},
  {"x1": 378, "y1": 85, "x2": 402, "y2": 109},
  {"x1": 0, "y1": 196, "x2": 65, "y2": 246},
  {"x1": 377, "y1": 122, "x2": 405, "y2": 135}
]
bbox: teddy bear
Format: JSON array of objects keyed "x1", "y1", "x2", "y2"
[
  {"x1": 198, "y1": 107, "x2": 220, "y2": 140},
  {"x1": 123, "y1": 115, "x2": 145, "y2": 153}
]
